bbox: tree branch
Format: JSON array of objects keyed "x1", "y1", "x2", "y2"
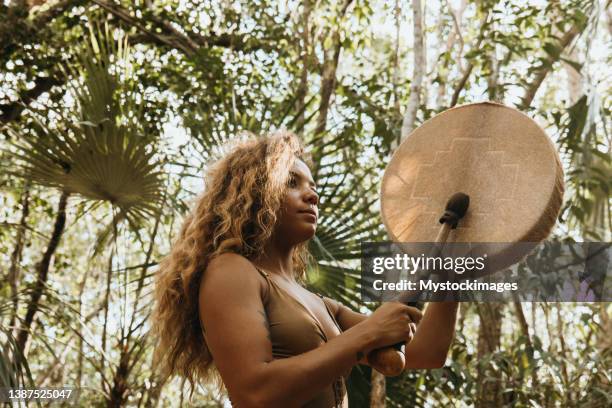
[
  {"x1": 0, "y1": 0, "x2": 86, "y2": 63},
  {"x1": 295, "y1": 0, "x2": 313, "y2": 134},
  {"x1": 512, "y1": 294, "x2": 539, "y2": 389},
  {"x1": 16, "y1": 190, "x2": 69, "y2": 355},
  {"x1": 1, "y1": 0, "x2": 279, "y2": 124},
  {"x1": 93, "y1": 0, "x2": 197, "y2": 57},
  {"x1": 0, "y1": 75, "x2": 62, "y2": 124},
  {"x1": 518, "y1": 25, "x2": 581, "y2": 109},
  {"x1": 7, "y1": 184, "x2": 30, "y2": 330},
  {"x1": 313, "y1": 0, "x2": 354, "y2": 138},
  {"x1": 94, "y1": 0, "x2": 277, "y2": 56},
  {"x1": 450, "y1": 12, "x2": 489, "y2": 107}
]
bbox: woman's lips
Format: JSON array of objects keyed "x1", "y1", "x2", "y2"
[{"x1": 298, "y1": 211, "x2": 317, "y2": 223}]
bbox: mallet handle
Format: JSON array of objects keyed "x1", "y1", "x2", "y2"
[
  {"x1": 366, "y1": 193, "x2": 469, "y2": 376},
  {"x1": 435, "y1": 222, "x2": 452, "y2": 243}
]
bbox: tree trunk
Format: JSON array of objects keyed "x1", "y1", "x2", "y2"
[
  {"x1": 437, "y1": 0, "x2": 467, "y2": 107},
  {"x1": 519, "y1": 25, "x2": 581, "y2": 109},
  {"x1": 512, "y1": 295, "x2": 539, "y2": 390},
  {"x1": 295, "y1": 0, "x2": 312, "y2": 134},
  {"x1": 473, "y1": 38, "x2": 507, "y2": 408},
  {"x1": 107, "y1": 346, "x2": 130, "y2": 408},
  {"x1": 313, "y1": 0, "x2": 353, "y2": 139},
  {"x1": 486, "y1": 48, "x2": 500, "y2": 102},
  {"x1": 392, "y1": 0, "x2": 402, "y2": 115},
  {"x1": 475, "y1": 303, "x2": 504, "y2": 408},
  {"x1": 393, "y1": 0, "x2": 424, "y2": 152},
  {"x1": 372, "y1": 1, "x2": 425, "y2": 405},
  {"x1": 313, "y1": 33, "x2": 341, "y2": 136},
  {"x1": 369, "y1": 367, "x2": 386, "y2": 408},
  {"x1": 7, "y1": 184, "x2": 30, "y2": 330},
  {"x1": 101, "y1": 246, "x2": 115, "y2": 394},
  {"x1": 16, "y1": 190, "x2": 69, "y2": 355}
]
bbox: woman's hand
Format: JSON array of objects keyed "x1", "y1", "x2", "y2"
[
  {"x1": 326, "y1": 297, "x2": 458, "y2": 371},
  {"x1": 358, "y1": 302, "x2": 422, "y2": 353}
]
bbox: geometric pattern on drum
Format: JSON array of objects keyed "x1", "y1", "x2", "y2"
[{"x1": 409, "y1": 138, "x2": 519, "y2": 235}]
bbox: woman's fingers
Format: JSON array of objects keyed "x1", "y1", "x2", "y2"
[
  {"x1": 405, "y1": 322, "x2": 417, "y2": 343},
  {"x1": 406, "y1": 306, "x2": 423, "y2": 324}
]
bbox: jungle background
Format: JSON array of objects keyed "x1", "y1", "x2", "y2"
[{"x1": 0, "y1": 0, "x2": 610, "y2": 406}]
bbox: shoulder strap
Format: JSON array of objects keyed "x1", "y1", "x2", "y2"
[
  {"x1": 254, "y1": 266, "x2": 269, "y2": 277},
  {"x1": 253, "y1": 266, "x2": 271, "y2": 305}
]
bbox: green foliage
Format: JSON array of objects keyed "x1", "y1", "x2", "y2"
[
  {"x1": 0, "y1": 0, "x2": 609, "y2": 406},
  {"x1": 5, "y1": 23, "x2": 166, "y2": 233}
]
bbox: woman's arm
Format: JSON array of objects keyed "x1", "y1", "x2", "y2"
[
  {"x1": 402, "y1": 302, "x2": 458, "y2": 368},
  {"x1": 322, "y1": 297, "x2": 417, "y2": 366},
  {"x1": 199, "y1": 253, "x2": 414, "y2": 407},
  {"x1": 325, "y1": 297, "x2": 458, "y2": 369}
]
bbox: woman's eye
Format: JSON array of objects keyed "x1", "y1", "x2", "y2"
[{"x1": 288, "y1": 176, "x2": 297, "y2": 187}]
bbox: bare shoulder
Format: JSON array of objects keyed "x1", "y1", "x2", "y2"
[
  {"x1": 206, "y1": 252, "x2": 257, "y2": 275},
  {"x1": 199, "y1": 252, "x2": 265, "y2": 301}
]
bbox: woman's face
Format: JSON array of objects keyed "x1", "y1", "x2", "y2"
[{"x1": 274, "y1": 159, "x2": 319, "y2": 245}]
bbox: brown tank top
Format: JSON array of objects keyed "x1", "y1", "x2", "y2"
[{"x1": 254, "y1": 267, "x2": 349, "y2": 408}]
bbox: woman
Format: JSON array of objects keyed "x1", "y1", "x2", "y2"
[{"x1": 153, "y1": 132, "x2": 458, "y2": 407}]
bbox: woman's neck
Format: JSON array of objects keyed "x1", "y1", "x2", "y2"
[{"x1": 255, "y1": 234, "x2": 295, "y2": 282}]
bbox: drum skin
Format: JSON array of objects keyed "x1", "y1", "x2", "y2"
[{"x1": 380, "y1": 102, "x2": 564, "y2": 276}]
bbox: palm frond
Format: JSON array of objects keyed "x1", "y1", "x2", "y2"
[
  {"x1": 0, "y1": 329, "x2": 35, "y2": 392},
  {"x1": 6, "y1": 21, "x2": 165, "y2": 229}
]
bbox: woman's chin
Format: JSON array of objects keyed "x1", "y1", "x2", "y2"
[{"x1": 296, "y1": 225, "x2": 317, "y2": 242}]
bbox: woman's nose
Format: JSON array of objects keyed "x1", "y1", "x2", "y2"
[{"x1": 305, "y1": 189, "x2": 319, "y2": 205}]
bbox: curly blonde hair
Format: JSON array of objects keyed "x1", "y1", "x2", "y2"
[{"x1": 152, "y1": 131, "x2": 311, "y2": 393}]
